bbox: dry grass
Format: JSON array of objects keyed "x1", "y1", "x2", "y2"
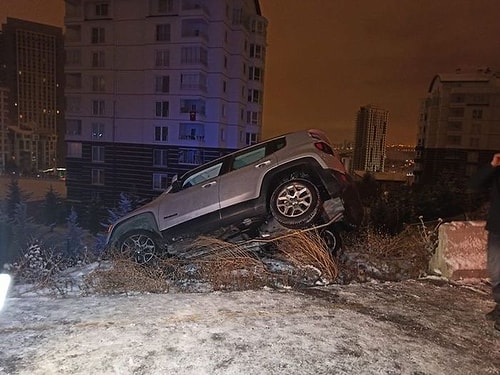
[
  {"x1": 84, "y1": 256, "x2": 169, "y2": 294},
  {"x1": 274, "y1": 230, "x2": 338, "y2": 283}
]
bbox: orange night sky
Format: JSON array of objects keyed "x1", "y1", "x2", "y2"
[{"x1": 1, "y1": 0, "x2": 500, "y2": 144}]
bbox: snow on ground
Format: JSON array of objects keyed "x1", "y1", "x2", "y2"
[{"x1": 0, "y1": 266, "x2": 499, "y2": 375}]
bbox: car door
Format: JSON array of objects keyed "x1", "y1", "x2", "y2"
[
  {"x1": 157, "y1": 161, "x2": 224, "y2": 231},
  {"x1": 218, "y1": 141, "x2": 279, "y2": 211}
]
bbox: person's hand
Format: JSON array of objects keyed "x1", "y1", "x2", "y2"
[{"x1": 491, "y1": 153, "x2": 500, "y2": 167}]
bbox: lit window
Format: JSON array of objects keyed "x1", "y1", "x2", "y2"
[
  {"x1": 92, "y1": 123, "x2": 105, "y2": 140},
  {"x1": 67, "y1": 142, "x2": 82, "y2": 157}
]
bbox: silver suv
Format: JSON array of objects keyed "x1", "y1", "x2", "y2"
[{"x1": 106, "y1": 129, "x2": 363, "y2": 260}]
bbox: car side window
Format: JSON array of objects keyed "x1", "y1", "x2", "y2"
[
  {"x1": 181, "y1": 162, "x2": 223, "y2": 189},
  {"x1": 232, "y1": 146, "x2": 266, "y2": 170}
]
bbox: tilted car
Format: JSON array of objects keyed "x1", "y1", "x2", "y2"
[{"x1": 106, "y1": 129, "x2": 363, "y2": 261}]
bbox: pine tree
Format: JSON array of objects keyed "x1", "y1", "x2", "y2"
[
  {"x1": 66, "y1": 207, "x2": 85, "y2": 263},
  {"x1": 42, "y1": 185, "x2": 61, "y2": 226}
]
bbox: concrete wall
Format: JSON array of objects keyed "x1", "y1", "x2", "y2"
[{"x1": 429, "y1": 221, "x2": 488, "y2": 280}]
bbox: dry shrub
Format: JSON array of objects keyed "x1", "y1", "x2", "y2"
[
  {"x1": 342, "y1": 219, "x2": 442, "y2": 281},
  {"x1": 84, "y1": 256, "x2": 169, "y2": 294},
  {"x1": 274, "y1": 230, "x2": 338, "y2": 283},
  {"x1": 183, "y1": 236, "x2": 270, "y2": 291}
]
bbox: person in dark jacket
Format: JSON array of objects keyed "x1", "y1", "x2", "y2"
[{"x1": 469, "y1": 152, "x2": 500, "y2": 331}]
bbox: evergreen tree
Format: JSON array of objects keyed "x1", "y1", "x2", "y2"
[
  {"x1": 66, "y1": 207, "x2": 85, "y2": 262},
  {"x1": 42, "y1": 185, "x2": 62, "y2": 226},
  {"x1": 5, "y1": 178, "x2": 23, "y2": 219}
]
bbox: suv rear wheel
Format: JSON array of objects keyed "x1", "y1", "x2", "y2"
[{"x1": 270, "y1": 178, "x2": 322, "y2": 229}]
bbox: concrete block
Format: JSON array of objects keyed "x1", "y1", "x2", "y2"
[{"x1": 429, "y1": 221, "x2": 488, "y2": 280}]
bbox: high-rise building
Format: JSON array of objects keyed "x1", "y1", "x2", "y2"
[
  {"x1": 0, "y1": 18, "x2": 65, "y2": 173},
  {"x1": 64, "y1": 0, "x2": 267, "y2": 209},
  {"x1": 414, "y1": 68, "x2": 500, "y2": 184},
  {"x1": 352, "y1": 105, "x2": 388, "y2": 172}
]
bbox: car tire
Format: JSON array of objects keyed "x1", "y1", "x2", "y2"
[
  {"x1": 320, "y1": 226, "x2": 343, "y2": 258},
  {"x1": 270, "y1": 178, "x2": 322, "y2": 229},
  {"x1": 117, "y1": 230, "x2": 161, "y2": 264}
]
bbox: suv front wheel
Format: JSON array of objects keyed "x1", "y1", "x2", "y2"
[
  {"x1": 270, "y1": 178, "x2": 322, "y2": 229},
  {"x1": 118, "y1": 229, "x2": 161, "y2": 264}
]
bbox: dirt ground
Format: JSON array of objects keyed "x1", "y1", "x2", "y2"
[{"x1": 0, "y1": 278, "x2": 499, "y2": 375}]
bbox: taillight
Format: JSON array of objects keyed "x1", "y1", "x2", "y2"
[{"x1": 314, "y1": 142, "x2": 334, "y2": 155}]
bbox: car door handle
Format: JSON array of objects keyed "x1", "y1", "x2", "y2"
[
  {"x1": 202, "y1": 181, "x2": 217, "y2": 188},
  {"x1": 255, "y1": 160, "x2": 272, "y2": 168}
]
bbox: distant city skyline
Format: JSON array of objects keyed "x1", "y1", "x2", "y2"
[{"x1": 2, "y1": 0, "x2": 500, "y2": 145}]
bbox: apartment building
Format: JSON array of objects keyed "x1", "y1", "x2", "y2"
[
  {"x1": 0, "y1": 18, "x2": 65, "y2": 173},
  {"x1": 352, "y1": 105, "x2": 388, "y2": 172},
  {"x1": 64, "y1": 0, "x2": 267, "y2": 209},
  {"x1": 414, "y1": 68, "x2": 500, "y2": 184}
]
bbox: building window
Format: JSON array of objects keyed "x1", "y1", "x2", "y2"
[
  {"x1": 91, "y1": 51, "x2": 105, "y2": 67},
  {"x1": 95, "y1": 3, "x2": 109, "y2": 17},
  {"x1": 157, "y1": 0, "x2": 173, "y2": 13},
  {"x1": 92, "y1": 76, "x2": 105, "y2": 92},
  {"x1": 155, "y1": 76, "x2": 170, "y2": 93},
  {"x1": 180, "y1": 73, "x2": 206, "y2": 90},
  {"x1": 472, "y1": 109, "x2": 483, "y2": 120},
  {"x1": 180, "y1": 99, "x2": 205, "y2": 115},
  {"x1": 249, "y1": 67, "x2": 263, "y2": 81},
  {"x1": 250, "y1": 44, "x2": 264, "y2": 58},
  {"x1": 92, "y1": 123, "x2": 104, "y2": 140},
  {"x1": 153, "y1": 149, "x2": 168, "y2": 167},
  {"x1": 156, "y1": 24, "x2": 171, "y2": 42},
  {"x1": 246, "y1": 132, "x2": 259, "y2": 145},
  {"x1": 181, "y1": 46, "x2": 208, "y2": 65},
  {"x1": 155, "y1": 49, "x2": 170, "y2": 67},
  {"x1": 155, "y1": 126, "x2": 168, "y2": 141},
  {"x1": 66, "y1": 119, "x2": 82, "y2": 135},
  {"x1": 178, "y1": 149, "x2": 202, "y2": 165},
  {"x1": 92, "y1": 146, "x2": 105, "y2": 163},
  {"x1": 246, "y1": 111, "x2": 260, "y2": 125},
  {"x1": 247, "y1": 89, "x2": 262, "y2": 104},
  {"x1": 153, "y1": 173, "x2": 169, "y2": 191},
  {"x1": 67, "y1": 142, "x2": 82, "y2": 157},
  {"x1": 92, "y1": 100, "x2": 105, "y2": 115},
  {"x1": 91, "y1": 27, "x2": 105, "y2": 44},
  {"x1": 92, "y1": 169, "x2": 104, "y2": 185},
  {"x1": 155, "y1": 101, "x2": 169, "y2": 117}
]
